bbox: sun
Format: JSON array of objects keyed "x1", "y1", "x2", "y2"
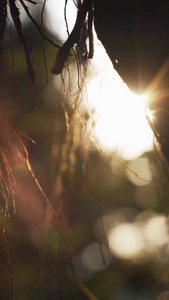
[{"x1": 83, "y1": 43, "x2": 153, "y2": 160}]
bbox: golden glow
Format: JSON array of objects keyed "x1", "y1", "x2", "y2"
[
  {"x1": 83, "y1": 41, "x2": 154, "y2": 160},
  {"x1": 146, "y1": 108, "x2": 154, "y2": 123},
  {"x1": 45, "y1": 2, "x2": 154, "y2": 160},
  {"x1": 108, "y1": 223, "x2": 144, "y2": 260},
  {"x1": 95, "y1": 211, "x2": 169, "y2": 262}
]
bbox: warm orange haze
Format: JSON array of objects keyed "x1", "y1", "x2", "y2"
[{"x1": 0, "y1": 1, "x2": 169, "y2": 300}]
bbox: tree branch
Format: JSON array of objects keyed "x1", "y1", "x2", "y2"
[
  {"x1": 9, "y1": 0, "x2": 35, "y2": 83},
  {"x1": 52, "y1": 0, "x2": 93, "y2": 74}
]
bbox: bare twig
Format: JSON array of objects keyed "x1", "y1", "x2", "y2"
[
  {"x1": 64, "y1": 0, "x2": 70, "y2": 36},
  {"x1": 0, "y1": 0, "x2": 7, "y2": 45},
  {"x1": 8, "y1": 0, "x2": 35, "y2": 83},
  {"x1": 25, "y1": 0, "x2": 37, "y2": 4},
  {"x1": 41, "y1": 0, "x2": 47, "y2": 27},
  {"x1": 19, "y1": 0, "x2": 61, "y2": 49},
  {"x1": 88, "y1": 0, "x2": 94, "y2": 58},
  {"x1": 0, "y1": 0, "x2": 7, "y2": 80},
  {"x1": 2, "y1": 210, "x2": 15, "y2": 300}
]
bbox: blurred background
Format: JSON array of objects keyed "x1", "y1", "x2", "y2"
[{"x1": 0, "y1": 1, "x2": 169, "y2": 300}]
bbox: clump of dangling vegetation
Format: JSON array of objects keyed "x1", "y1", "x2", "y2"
[{"x1": 0, "y1": 1, "x2": 98, "y2": 299}]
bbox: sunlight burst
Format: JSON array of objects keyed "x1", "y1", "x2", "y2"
[
  {"x1": 44, "y1": 0, "x2": 154, "y2": 160},
  {"x1": 146, "y1": 108, "x2": 154, "y2": 123},
  {"x1": 83, "y1": 40, "x2": 154, "y2": 160}
]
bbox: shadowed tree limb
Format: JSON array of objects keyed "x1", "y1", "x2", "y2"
[
  {"x1": 8, "y1": 0, "x2": 35, "y2": 83},
  {"x1": 0, "y1": 0, "x2": 7, "y2": 46},
  {"x1": 0, "y1": 0, "x2": 7, "y2": 80},
  {"x1": 52, "y1": 0, "x2": 94, "y2": 74}
]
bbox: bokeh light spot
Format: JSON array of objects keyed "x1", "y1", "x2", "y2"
[
  {"x1": 126, "y1": 157, "x2": 152, "y2": 186},
  {"x1": 108, "y1": 223, "x2": 144, "y2": 260},
  {"x1": 143, "y1": 215, "x2": 168, "y2": 249},
  {"x1": 81, "y1": 242, "x2": 112, "y2": 272}
]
